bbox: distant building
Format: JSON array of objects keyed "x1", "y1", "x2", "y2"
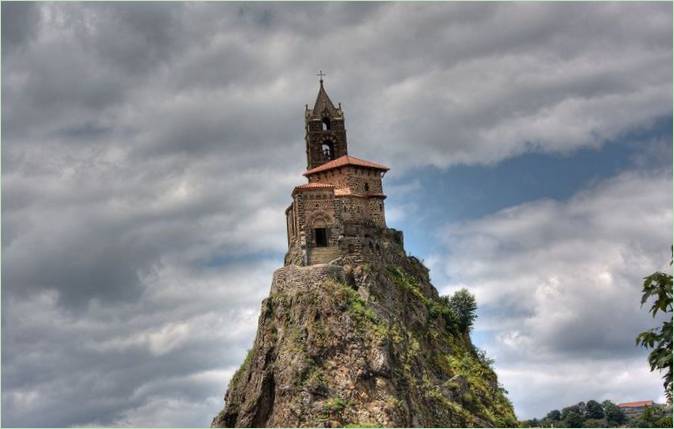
[{"x1": 617, "y1": 400, "x2": 655, "y2": 418}]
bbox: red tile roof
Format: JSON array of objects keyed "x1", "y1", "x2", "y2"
[
  {"x1": 303, "y1": 155, "x2": 389, "y2": 176},
  {"x1": 618, "y1": 401, "x2": 654, "y2": 408},
  {"x1": 292, "y1": 182, "x2": 335, "y2": 193}
]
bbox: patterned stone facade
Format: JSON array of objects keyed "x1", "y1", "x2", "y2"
[{"x1": 285, "y1": 81, "x2": 403, "y2": 266}]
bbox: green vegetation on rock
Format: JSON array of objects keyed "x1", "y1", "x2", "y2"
[
  {"x1": 228, "y1": 348, "x2": 253, "y2": 390},
  {"x1": 213, "y1": 260, "x2": 517, "y2": 427}
]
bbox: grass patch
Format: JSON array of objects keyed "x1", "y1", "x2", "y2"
[
  {"x1": 322, "y1": 396, "x2": 351, "y2": 419},
  {"x1": 386, "y1": 266, "x2": 459, "y2": 332},
  {"x1": 229, "y1": 348, "x2": 253, "y2": 389},
  {"x1": 329, "y1": 279, "x2": 388, "y2": 340}
]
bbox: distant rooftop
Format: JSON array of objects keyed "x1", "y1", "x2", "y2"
[{"x1": 617, "y1": 400, "x2": 654, "y2": 408}]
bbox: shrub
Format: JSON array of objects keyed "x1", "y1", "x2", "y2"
[{"x1": 584, "y1": 418, "x2": 607, "y2": 427}]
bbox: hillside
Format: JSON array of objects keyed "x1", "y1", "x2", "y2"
[{"x1": 211, "y1": 233, "x2": 516, "y2": 427}]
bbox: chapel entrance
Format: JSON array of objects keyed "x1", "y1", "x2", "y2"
[{"x1": 314, "y1": 228, "x2": 328, "y2": 247}]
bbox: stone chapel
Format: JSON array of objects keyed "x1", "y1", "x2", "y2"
[{"x1": 284, "y1": 78, "x2": 404, "y2": 266}]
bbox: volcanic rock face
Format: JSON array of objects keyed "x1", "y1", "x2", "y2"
[{"x1": 211, "y1": 235, "x2": 516, "y2": 427}]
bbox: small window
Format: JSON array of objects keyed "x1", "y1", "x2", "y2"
[
  {"x1": 314, "y1": 228, "x2": 328, "y2": 247},
  {"x1": 321, "y1": 142, "x2": 334, "y2": 160},
  {"x1": 364, "y1": 183, "x2": 370, "y2": 192},
  {"x1": 321, "y1": 118, "x2": 331, "y2": 131}
]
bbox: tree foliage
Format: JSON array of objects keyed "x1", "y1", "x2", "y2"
[
  {"x1": 561, "y1": 404, "x2": 583, "y2": 421},
  {"x1": 635, "y1": 253, "x2": 673, "y2": 403},
  {"x1": 585, "y1": 400, "x2": 605, "y2": 419},
  {"x1": 564, "y1": 411, "x2": 584, "y2": 428},
  {"x1": 602, "y1": 401, "x2": 626, "y2": 426},
  {"x1": 629, "y1": 405, "x2": 671, "y2": 428},
  {"x1": 523, "y1": 399, "x2": 674, "y2": 428},
  {"x1": 546, "y1": 409, "x2": 561, "y2": 421},
  {"x1": 449, "y1": 288, "x2": 477, "y2": 333}
]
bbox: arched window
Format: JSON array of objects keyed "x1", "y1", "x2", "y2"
[
  {"x1": 321, "y1": 117, "x2": 331, "y2": 131},
  {"x1": 321, "y1": 141, "x2": 334, "y2": 160}
]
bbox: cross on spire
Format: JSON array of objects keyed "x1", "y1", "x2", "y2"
[{"x1": 316, "y1": 70, "x2": 326, "y2": 84}]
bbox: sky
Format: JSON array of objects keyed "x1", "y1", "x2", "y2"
[{"x1": 1, "y1": 1, "x2": 672, "y2": 427}]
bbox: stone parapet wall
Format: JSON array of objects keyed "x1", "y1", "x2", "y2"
[{"x1": 284, "y1": 225, "x2": 406, "y2": 268}]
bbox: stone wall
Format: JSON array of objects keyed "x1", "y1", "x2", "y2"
[
  {"x1": 291, "y1": 189, "x2": 339, "y2": 248},
  {"x1": 308, "y1": 167, "x2": 384, "y2": 195},
  {"x1": 367, "y1": 198, "x2": 386, "y2": 226}
]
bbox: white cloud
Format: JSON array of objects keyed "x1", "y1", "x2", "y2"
[{"x1": 432, "y1": 169, "x2": 672, "y2": 418}]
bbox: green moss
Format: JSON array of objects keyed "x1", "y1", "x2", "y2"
[
  {"x1": 228, "y1": 348, "x2": 253, "y2": 389},
  {"x1": 287, "y1": 326, "x2": 306, "y2": 351},
  {"x1": 388, "y1": 323, "x2": 403, "y2": 344},
  {"x1": 328, "y1": 279, "x2": 388, "y2": 341},
  {"x1": 386, "y1": 266, "x2": 459, "y2": 332},
  {"x1": 305, "y1": 366, "x2": 326, "y2": 386},
  {"x1": 387, "y1": 266, "x2": 428, "y2": 303},
  {"x1": 444, "y1": 353, "x2": 517, "y2": 426},
  {"x1": 322, "y1": 396, "x2": 350, "y2": 417}
]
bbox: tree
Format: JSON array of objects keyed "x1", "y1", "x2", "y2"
[
  {"x1": 449, "y1": 288, "x2": 477, "y2": 333},
  {"x1": 584, "y1": 418, "x2": 607, "y2": 428},
  {"x1": 564, "y1": 411, "x2": 584, "y2": 428},
  {"x1": 561, "y1": 404, "x2": 582, "y2": 421},
  {"x1": 547, "y1": 409, "x2": 562, "y2": 421},
  {"x1": 635, "y1": 253, "x2": 673, "y2": 403},
  {"x1": 602, "y1": 401, "x2": 626, "y2": 426},
  {"x1": 585, "y1": 400, "x2": 605, "y2": 419},
  {"x1": 631, "y1": 406, "x2": 670, "y2": 428},
  {"x1": 654, "y1": 415, "x2": 672, "y2": 428}
]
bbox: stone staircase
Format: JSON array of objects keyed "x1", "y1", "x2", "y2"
[{"x1": 309, "y1": 246, "x2": 341, "y2": 265}]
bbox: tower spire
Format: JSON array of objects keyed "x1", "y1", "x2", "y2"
[
  {"x1": 305, "y1": 76, "x2": 347, "y2": 169},
  {"x1": 311, "y1": 74, "x2": 337, "y2": 116},
  {"x1": 316, "y1": 70, "x2": 326, "y2": 86}
]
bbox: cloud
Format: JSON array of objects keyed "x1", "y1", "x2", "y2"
[
  {"x1": 498, "y1": 358, "x2": 669, "y2": 420},
  {"x1": 1, "y1": 2, "x2": 41, "y2": 52},
  {"x1": 3, "y1": 2, "x2": 671, "y2": 167},
  {"x1": 2, "y1": 259, "x2": 274, "y2": 427},
  {"x1": 431, "y1": 169, "x2": 672, "y2": 417},
  {"x1": 1, "y1": 1, "x2": 671, "y2": 426}
]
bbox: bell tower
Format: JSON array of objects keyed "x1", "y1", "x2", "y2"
[{"x1": 304, "y1": 74, "x2": 348, "y2": 169}]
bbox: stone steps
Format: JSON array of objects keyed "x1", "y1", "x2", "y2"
[{"x1": 309, "y1": 246, "x2": 341, "y2": 265}]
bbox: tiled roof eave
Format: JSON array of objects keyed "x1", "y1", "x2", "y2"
[
  {"x1": 335, "y1": 193, "x2": 387, "y2": 199},
  {"x1": 291, "y1": 183, "x2": 336, "y2": 195},
  {"x1": 303, "y1": 155, "x2": 389, "y2": 176}
]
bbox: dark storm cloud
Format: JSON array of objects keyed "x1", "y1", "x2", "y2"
[
  {"x1": 1, "y1": 1, "x2": 41, "y2": 51},
  {"x1": 2, "y1": 1, "x2": 672, "y2": 426}
]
